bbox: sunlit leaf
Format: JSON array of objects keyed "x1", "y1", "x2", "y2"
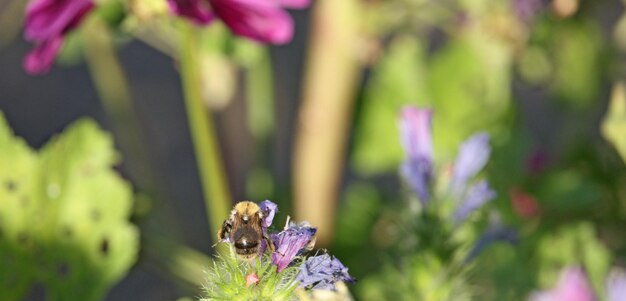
[
  {"x1": 602, "y1": 82, "x2": 626, "y2": 165},
  {"x1": 0, "y1": 113, "x2": 138, "y2": 301}
]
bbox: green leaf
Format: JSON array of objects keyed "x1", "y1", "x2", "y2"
[
  {"x1": 602, "y1": 82, "x2": 626, "y2": 165},
  {"x1": 0, "y1": 113, "x2": 138, "y2": 301},
  {"x1": 536, "y1": 223, "x2": 611, "y2": 299},
  {"x1": 352, "y1": 36, "x2": 430, "y2": 175}
]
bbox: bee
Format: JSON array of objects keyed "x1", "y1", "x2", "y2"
[{"x1": 218, "y1": 201, "x2": 275, "y2": 261}]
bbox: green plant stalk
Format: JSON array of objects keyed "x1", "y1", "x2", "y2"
[
  {"x1": 82, "y1": 16, "x2": 156, "y2": 192},
  {"x1": 179, "y1": 22, "x2": 231, "y2": 243}
]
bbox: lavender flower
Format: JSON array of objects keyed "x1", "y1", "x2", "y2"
[
  {"x1": 23, "y1": 0, "x2": 95, "y2": 74},
  {"x1": 259, "y1": 200, "x2": 277, "y2": 229},
  {"x1": 399, "y1": 107, "x2": 434, "y2": 205},
  {"x1": 529, "y1": 267, "x2": 596, "y2": 301},
  {"x1": 296, "y1": 254, "x2": 355, "y2": 290},
  {"x1": 451, "y1": 132, "x2": 491, "y2": 196},
  {"x1": 167, "y1": 0, "x2": 310, "y2": 44},
  {"x1": 512, "y1": 0, "x2": 543, "y2": 23},
  {"x1": 452, "y1": 180, "x2": 496, "y2": 224},
  {"x1": 271, "y1": 222, "x2": 317, "y2": 272},
  {"x1": 465, "y1": 224, "x2": 517, "y2": 262},
  {"x1": 607, "y1": 269, "x2": 626, "y2": 301}
]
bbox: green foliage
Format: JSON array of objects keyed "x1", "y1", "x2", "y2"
[
  {"x1": 536, "y1": 222, "x2": 611, "y2": 300},
  {"x1": 603, "y1": 82, "x2": 626, "y2": 165},
  {"x1": 358, "y1": 252, "x2": 472, "y2": 301},
  {"x1": 0, "y1": 113, "x2": 138, "y2": 301},
  {"x1": 352, "y1": 36, "x2": 429, "y2": 175},
  {"x1": 200, "y1": 249, "x2": 300, "y2": 301}
]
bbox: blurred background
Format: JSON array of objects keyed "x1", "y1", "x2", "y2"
[{"x1": 1, "y1": 0, "x2": 626, "y2": 300}]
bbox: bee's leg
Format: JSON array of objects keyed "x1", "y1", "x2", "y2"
[
  {"x1": 217, "y1": 220, "x2": 232, "y2": 242},
  {"x1": 263, "y1": 231, "x2": 275, "y2": 252}
]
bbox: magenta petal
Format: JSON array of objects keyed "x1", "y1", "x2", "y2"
[
  {"x1": 23, "y1": 36, "x2": 63, "y2": 75},
  {"x1": 167, "y1": 0, "x2": 215, "y2": 25},
  {"x1": 210, "y1": 0, "x2": 294, "y2": 44},
  {"x1": 25, "y1": 0, "x2": 93, "y2": 41},
  {"x1": 276, "y1": 0, "x2": 310, "y2": 9}
]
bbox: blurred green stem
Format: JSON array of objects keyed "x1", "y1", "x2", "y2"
[
  {"x1": 82, "y1": 17, "x2": 156, "y2": 193},
  {"x1": 179, "y1": 22, "x2": 231, "y2": 242}
]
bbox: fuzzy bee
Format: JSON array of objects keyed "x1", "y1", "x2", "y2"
[{"x1": 218, "y1": 201, "x2": 275, "y2": 261}]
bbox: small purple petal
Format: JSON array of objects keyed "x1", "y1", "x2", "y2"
[
  {"x1": 259, "y1": 200, "x2": 277, "y2": 229},
  {"x1": 452, "y1": 180, "x2": 496, "y2": 224},
  {"x1": 512, "y1": 0, "x2": 543, "y2": 23},
  {"x1": 167, "y1": 0, "x2": 215, "y2": 25},
  {"x1": 271, "y1": 222, "x2": 316, "y2": 272},
  {"x1": 400, "y1": 106, "x2": 433, "y2": 164},
  {"x1": 399, "y1": 106, "x2": 434, "y2": 204},
  {"x1": 296, "y1": 254, "x2": 355, "y2": 290},
  {"x1": 529, "y1": 267, "x2": 596, "y2": 301},
  {"x1": 23, "y1": 36, "x2": 63, "y2": 75},
  {"x1": 607, "y1": 269, "x2": 626, "y2": 301},
  {"x1": 210, "y1": 0, "x2": 294, "y2": 44},
  {"x1": 451, "y1": 132, "x2": 491, "y2": 195},
  {"x1": 465, "y1": 225, "x2": 517, "y2": 262},
  {"x1": 401, "y1": 158, "x2": 432, "y2": 205}
]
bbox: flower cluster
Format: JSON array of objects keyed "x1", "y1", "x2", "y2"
[
  {"x1": 529, "y1": 266, "x2": 626, "y2": 301},
  {"x1": 399, "y1": 106, "x2": 496, "y2": 224},
  {"x1": 22, "y1": 0, "x2": 310, "y2": 75},
  {"x1": 205, "y1": 200, "x2": 354, "y2": 300},
  {"x1": 167, "y1": 0, "x2": 310, "y2": 44},
  {"x1": 260, "y1": 200, "x2": 355, "y2": 290}
]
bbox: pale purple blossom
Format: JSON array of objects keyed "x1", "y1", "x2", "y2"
[
  {"x1": 259, "y1": 200, "x2": 277, "y2": 229},
  {"x1": 512, "y1": 0, "x2": 543, "y2": 23},
  {"x1": 606, "y1": 269, "x2": 626, "y2": 301},
  {"x1": 452, "y1": 180, "x2": 496, "y2": 224},
  {"x1": 296, "y1": 254, "x2": 355, "y2": 290},
  {"x1": 270, "y1": 222, "x2": 316, "y2": 272},
  {"x1": 167, "y1": 0, "x2": 310, "y2": 44},
  {"x1": 465, "y1": 224, "x2": 517, "y2": 262},
  {"x1": 451, "y1": 132, "x2": 491, "y2": 195},
  {"x1": 23, "y1": 0, "x2": 95, "y2": 74},
  {"x1": 399, "y1": 107, "x2": 434, "y2": 204},
  {"x1": 529, "y1": 267, "x2": 596, "y2": 301}
]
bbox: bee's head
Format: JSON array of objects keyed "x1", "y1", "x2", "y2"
[{"x1": 233, "y1": 201, "x2": 263, "y2": 225}]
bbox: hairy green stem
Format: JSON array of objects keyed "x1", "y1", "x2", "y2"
[{"x1": 179, "y1": 22, "x2": 231, "y2": 243}]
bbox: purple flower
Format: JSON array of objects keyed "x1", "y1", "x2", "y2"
[
  {"x1": 529, "y1": 267, "x2": 596, "y2": 301},
  {"x1": 452, "y1": 180, "x2": 496, "y2": 224},
  {"x1": 399, "y1": 106, "x2": 434, "y2": 205},
  {"x1": 270, "y1": 222, "x2": 316, "y2": 272},
  {"x1": 512, "y1": 0, "x2": 543, "y2": 23},
  {"x1": 259, "y1": 200, "x2": 277, "y2": 229},
  {"x1": 465, "y1": 224, "x2": 517, "y2": 262},
  {"x1": 607, "y1": 269, "x2": 626, "y2": 301},
  {"x1": 167, "y1": 0, "x2": 310, "y2": 44},
  {"x1": 296, "y1": 254, "x2": 355, "y2": 290},
  {"x1": 23, "y1": 0, "x2": 95, "y2": 75},
  {"x1": 451, "y1": 132, "x2": 491, "y2": 196}
]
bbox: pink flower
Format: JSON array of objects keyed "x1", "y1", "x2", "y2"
[
  {"x1": 245, "y1": 272, "x2": 260, "y2": 286},
  {"x1": 23, "y1": 0, "x2": 95, "y2": 74},
  {"x1": 530, "y1": 267, "x2": 596, "y2": 301},
  {"x1": 167, "y1": 0, "x2": 310, "y2": 44}
]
